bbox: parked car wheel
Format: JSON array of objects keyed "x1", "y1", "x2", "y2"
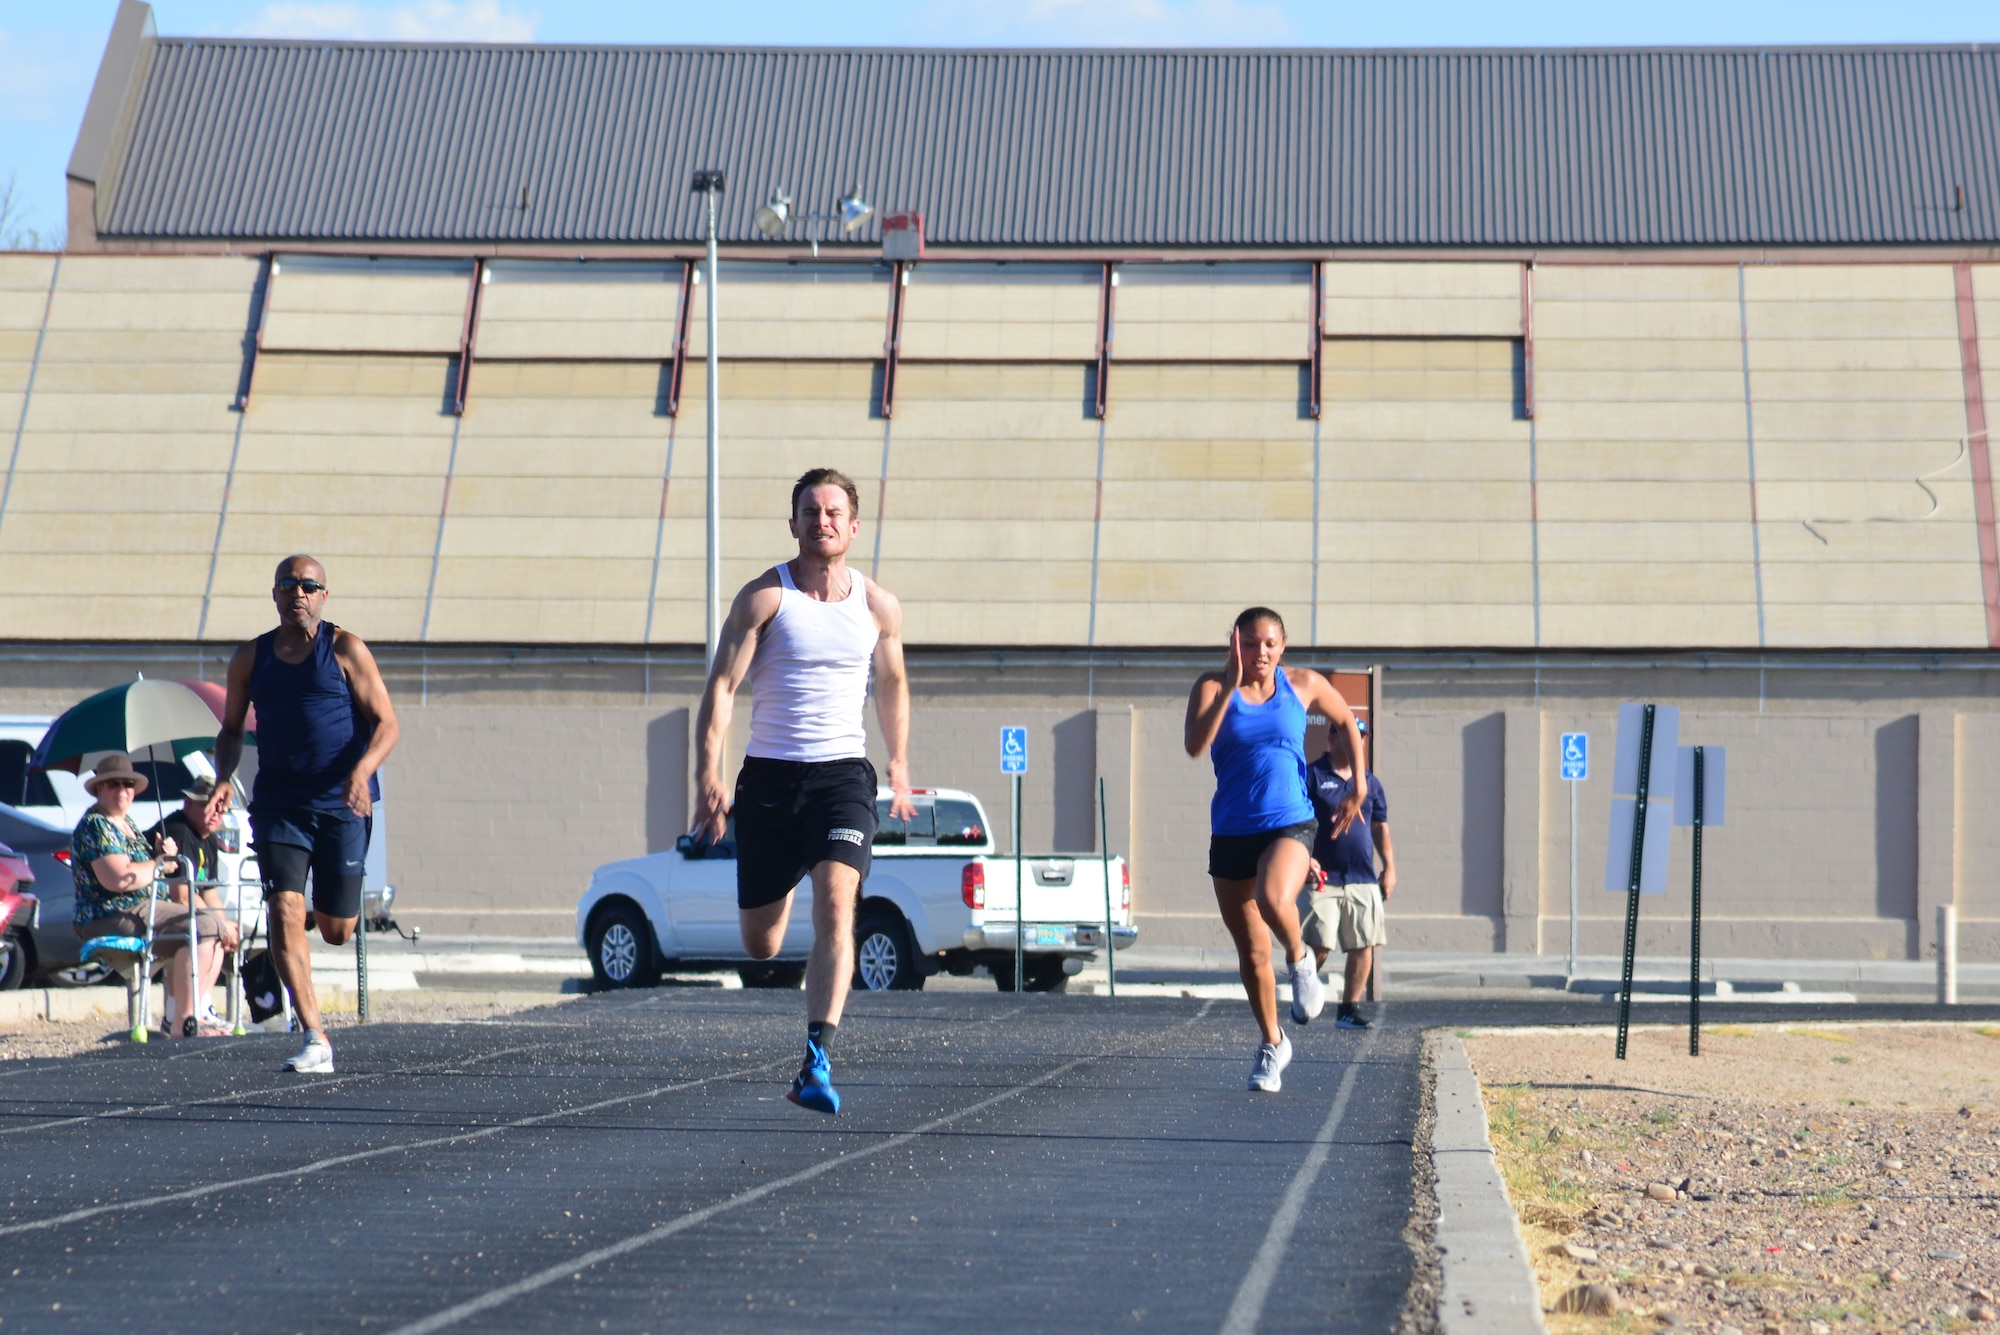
[
  {"x1": 588, "y1": 901, "x2": 659, "y2": 989},
  {"x1": 738, "y1": 963, "x2": 806, "y2": 989},
  {"x1": 0, "y1": 929, "x2": 28, "y2": 991},
  {"x1": 853, "y1": 908, "x2": 922, "y2": 991}
]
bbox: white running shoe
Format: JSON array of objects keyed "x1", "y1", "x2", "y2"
[
  {"x1": 1248, "y1": 1035, "x2": 1293, "y2": 1093},
  {"x1": 1289, "y1": 953, "x2": 1326, "y2": 1024},
  {"x1": 282, "y1": 1033, "x2": 334, "y2": 1074}
]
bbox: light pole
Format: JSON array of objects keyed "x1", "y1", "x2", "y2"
[{"x1": 690, "y1": 169, "x2": 725, "y2": 666}]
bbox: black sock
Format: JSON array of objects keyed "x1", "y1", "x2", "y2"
[{"x1": 807, "y1": 1020, "x2": 836, "y2": 1053}]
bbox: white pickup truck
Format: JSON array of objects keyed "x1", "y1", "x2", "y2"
[{"x1": 576, "y1": 787, "x2": 1136, "y2": 993}]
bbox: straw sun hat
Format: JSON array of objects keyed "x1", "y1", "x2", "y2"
[{"x1": 83, "y1": 752, "x2": 149, "y2": 796}]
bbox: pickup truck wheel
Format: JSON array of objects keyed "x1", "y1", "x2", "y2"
[
  {"x1": 853, "y1": 909, "x2": 922, "y2": 991},
  {"x1": 588, "y1": 902, "x2": 659, "y2": 989}
]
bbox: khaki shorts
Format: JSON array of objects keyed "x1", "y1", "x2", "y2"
[{"x1": 1299, "y1": 881, "x2": 1386, "y2": 953}]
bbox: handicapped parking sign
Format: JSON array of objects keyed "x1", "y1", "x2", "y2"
[
  {"x1": 1560, "y1": 732, "x2": 1588, "y2": 782},
  {"x1": 1000, "y1": 726, "x2": 1029, "y2": 774}
]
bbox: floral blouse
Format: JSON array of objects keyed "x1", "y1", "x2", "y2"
[{"x1": 71, "y1": 810, "x2": 167, "y2": 924}]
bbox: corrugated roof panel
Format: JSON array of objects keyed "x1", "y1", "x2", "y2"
[{"x1": 99, "y1": 44, "x2": 2000, "y2": 247}]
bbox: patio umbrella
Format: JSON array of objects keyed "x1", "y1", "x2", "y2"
[{"x1": 32, "y1": 677, "x2": 255, "y2": 824}]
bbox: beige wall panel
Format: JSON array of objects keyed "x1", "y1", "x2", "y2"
[
  {"x1": 1540, "y1": 558, "x2": 1755, "y2": 603},
  {"x1": 1537, "y1": 481, "x2": 1753, "y2": 523},
  {"x1": 1539, "y1": 601, "x2": 1760, "y2": 645},
  {"x1": 31, "y1": 356, "x2": 240, "y2": 396},
  {"x1": 1316, "y1": 339, "x2": 1532, "y2": 646},
  {"x1": 1743, "y1": 270, "x2": 1982, "y2": 643},
  {"x1": 654, "y1": 361, "x2": 883, "y2": 644},
  {"x1": 57, "y1": 255, "x2": 259, "y2": 294},
  {"x1": 39, "y1": 327, "x2": 245, "y2": 368},
  {"x1": 0, "y1": 254, "x2": 59, "y2": 299},
  {"x1": 1762, "y1": 601, "x2": 1984, "y2": 647},
  {"x1": 1113, "y1": 268, "x2": 1311, "y2": 361},
  {"x1": 1758, "y1": 557, "x2": 1982, "y2": 604},
  {"x1": 476, "y1": 265, "x2": 684, "y2": 360},
  {"x1": 0, "y1": 593, "x2": 204, "y2": 636},
  {"x1": 1534, "y1": 367, "x2": 1745, "y2": 401},
  {"x1": 1747, "y1": 263, "x2": 1956, "y2": 304},
  {"x1": 47, "y1": 291, "x2": 250, "y2": 336},
  {"x1": 1535, "y1": 519, "x2": 1753, "y2": 563},
  {"x1": 872, "y1": 362, "x2": 1096, "y2": 646},
  {"x1": 1962, "y1": 715, "x2": 2000, "y2": 921},
  {"x1": 1532, "y1": 400, "x2": 1755, "y2": 443},
  {"x1": 1, "y1": 483, "x2": 224, "y2": 546},
  {"x1": 262, "y1": 264, "x2": 470, "y2": 353},
  {"x1": 1323, "y1": 261, "x2": 1521, "y2": 336},
  {"x1": 424, "y1": 594, "x2": 649, "y2": 643},
  {"x1": 251, "y1": 351, "x2": 454, "y2": 403},
  {"x1": 1534, "y1": 264, "x2": 1741, "y2": 303},
  {"x1": 901, "y1": 266, "x2": 1101, "y2": 361},
  {"x1": 0, "y1": 550, "x2": 211, "y2": 596},
  {"x1": 1536, "y1": 301, "x2": 1740, "y2": 342},
  {"x1": 685, "y1": 264, "x2": 889, "y2": 360},
  {"x1": 22, "y1": 392, "x2": 235, "y2": 435}
]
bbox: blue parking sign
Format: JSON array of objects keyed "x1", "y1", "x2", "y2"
[
  {"x1": 1000, "y1": 726, "x2": 1029, "y2": 774},
  {"x1": 1560, "y1": 732, "x2": 1588, "y2": 782}
]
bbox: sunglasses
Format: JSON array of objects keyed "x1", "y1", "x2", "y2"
[
  {"x1": 97, "y1": 779, "x2": 139, "y2": 790},
  {"x1": 275, "y1": 578, "x2": 328, "y2": 595}
]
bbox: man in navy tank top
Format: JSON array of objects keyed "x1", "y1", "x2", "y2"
[
  {"x1": 211, "y1": 555, "x2": 401, "y2": 1075},
  {"x1": 691, "y1": 468, "x2": 916, "y2": 1114}
]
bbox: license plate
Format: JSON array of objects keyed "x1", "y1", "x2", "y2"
[{"x1": 1034, "y1": 927, "x2": 1064, "y2": 946}]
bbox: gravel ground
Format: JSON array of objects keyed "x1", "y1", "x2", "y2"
[
  {"x1": 0, "y1": 987, "x2": 577, "y2": 1063},
  {"x1": 1464, "y1": 1022, "x2": 2000, "y2": 1334}
]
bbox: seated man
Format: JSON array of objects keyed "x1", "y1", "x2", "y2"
[
  {"x1": 1301, "y1": 718, "x2": 1396, "y2": 1030},
  {"x1": 148, "y1": 775, "x2": 242, "y2": 1035}
]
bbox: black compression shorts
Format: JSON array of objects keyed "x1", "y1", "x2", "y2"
[{"x1": 732, "y1": 757, "x2": 878, "y2": 910}]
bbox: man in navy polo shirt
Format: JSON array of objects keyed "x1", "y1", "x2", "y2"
[{"x1": 1301, "y1": 718, "x2": 1396, "y2": 1029}]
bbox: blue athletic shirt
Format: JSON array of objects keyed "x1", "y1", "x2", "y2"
[
  {"x1": 1306, "y1": 755, "x2": 1388, "y2": 885},
  {"x1": 1208, "y1": 670, "x2": 1315, "y2": 836},
  {"x1": 248, "y1": 624, "x2": 379, "y2": 813}
]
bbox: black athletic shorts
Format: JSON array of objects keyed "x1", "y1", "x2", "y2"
[
  {"x1": 1208, "y1": 821, "x2": 1315, "y2": 882},
  {"x1": 733, "y1": 756, "x2": 877, "y2": 911},
  {"x1": 251, "y1": 806, "x2": 370, "y2": 921}
]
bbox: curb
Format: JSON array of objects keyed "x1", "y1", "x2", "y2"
[{"x1": 1430, "y1": 1031, "x2": 1547, "y2": 1335}]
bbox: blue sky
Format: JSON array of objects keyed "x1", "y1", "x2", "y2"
[{"x1": 3, "y1": 0, "x2": 1997, "y2": 245}]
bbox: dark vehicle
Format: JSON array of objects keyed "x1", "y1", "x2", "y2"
[{"x1": 0, "y1": 804, "x2": 82, "y2": 988}]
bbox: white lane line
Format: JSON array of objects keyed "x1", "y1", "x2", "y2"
[
  {"x1": 0, "y1": 1060, "x2": 781, "y2": 1238},
  {"x1": 0, "y1": 1044, "x2": 538, "y2": 1137},
  {"x1": 1218, "y1": 1023, "x2": 1381, "y2": 1335},
  {"x1": 383, "y1": 1052, "x2": 1099, "y2": 1335}
]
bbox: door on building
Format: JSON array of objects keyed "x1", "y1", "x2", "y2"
[{"x1": 1302, "y1": 670, "x2": 1375, "y2": 768}]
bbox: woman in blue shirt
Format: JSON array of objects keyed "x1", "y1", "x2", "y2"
[{"x1": 1185, "y1": 607, "x2": 1368, "y2": 1092}]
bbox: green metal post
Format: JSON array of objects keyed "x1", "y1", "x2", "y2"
[
  {"x1": 1098, "y1": 775, "x2": 1116, "y2": 998},
  {"x1": 1689, "y1": 746, "x2": 1704, "y2": 1057},
  {"x1": 1615, "y1": 703, "x2": 1656, "y2": 1061}
]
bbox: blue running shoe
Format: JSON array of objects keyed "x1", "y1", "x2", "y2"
[{"x1": 786, "y1": 1040, "x2": 840, "y2": 1114}]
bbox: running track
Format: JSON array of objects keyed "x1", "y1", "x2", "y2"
[{"x1": 3, "y1": 992, "x2": 1990, "y2": 1332}]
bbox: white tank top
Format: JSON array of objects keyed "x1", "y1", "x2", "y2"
[{"x1": 745, "y1": 562, "x2": 878, "y2": 762}]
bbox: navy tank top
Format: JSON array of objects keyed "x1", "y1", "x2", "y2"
[
  {"x1": 1209, "y1": 670, "x2": 1314, "y2": 836},
  {"x1": 248, "y1": 624, "x2": 378, "y2": 812}
]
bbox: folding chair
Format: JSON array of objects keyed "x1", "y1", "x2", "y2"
[{"x1": 78, "y1": 871, "x2": 199, "y2": 1047}]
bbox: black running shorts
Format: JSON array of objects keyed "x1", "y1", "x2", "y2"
[
  {"x1": 733, "y1": 756, "x2": 878, "y2": 910},
  {"x1": 1207, "y1": 821, "x2": 1314, "y2": 882},
  {"x1": 251, "y1": 805, "x2": 370, "y2": 920}
]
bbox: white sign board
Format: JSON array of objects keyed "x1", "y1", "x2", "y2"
[
  {"x1": 1610, "y1": 702, "x2": 1680, "y2": 797},
  {"x1": 1605, "y1": 796, "x2": 1673, "y2": 895},
  {"x1": 1560, "y1": 732, "x2": 1588, "y2": 781},
  {"x1": 1000, "y1": 726, "x2": 1029, "y2": 775},
  {"x1": 1673, "y1": 746, "x2": 1727, "y2": 827}
]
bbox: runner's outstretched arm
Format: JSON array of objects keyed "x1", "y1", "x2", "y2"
[
  {"x1": 207, "y1": 643, "x2": 256, "y2": 823},
  {"x1": 868, "y1": 584, "x2": 916, "y2": 823},
  {"x1": 1293, "y1": 669, "x2": 1367, "y2": 838},
  {"x1": 333, "y1": 630, "x2": 399, "y2": 818},
  {"x1": 691, "y1": 579, "x2": 781, "y2": 845}
]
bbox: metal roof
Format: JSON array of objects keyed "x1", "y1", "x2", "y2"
[{"x1": 96, "y1": 41, "x2": 2000, "y2": 247}]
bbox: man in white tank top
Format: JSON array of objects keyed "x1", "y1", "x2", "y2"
[{"x1": 691, "y1": 468, "x2": 916, "y2": 1114}]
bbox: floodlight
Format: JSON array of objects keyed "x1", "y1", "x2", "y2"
[
  {"x1": 838, "y1": 190, "x2": 875, "y2": 232},
  {"x1": 754, "y1": 188, "x2": 792, "y2": 239}
]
